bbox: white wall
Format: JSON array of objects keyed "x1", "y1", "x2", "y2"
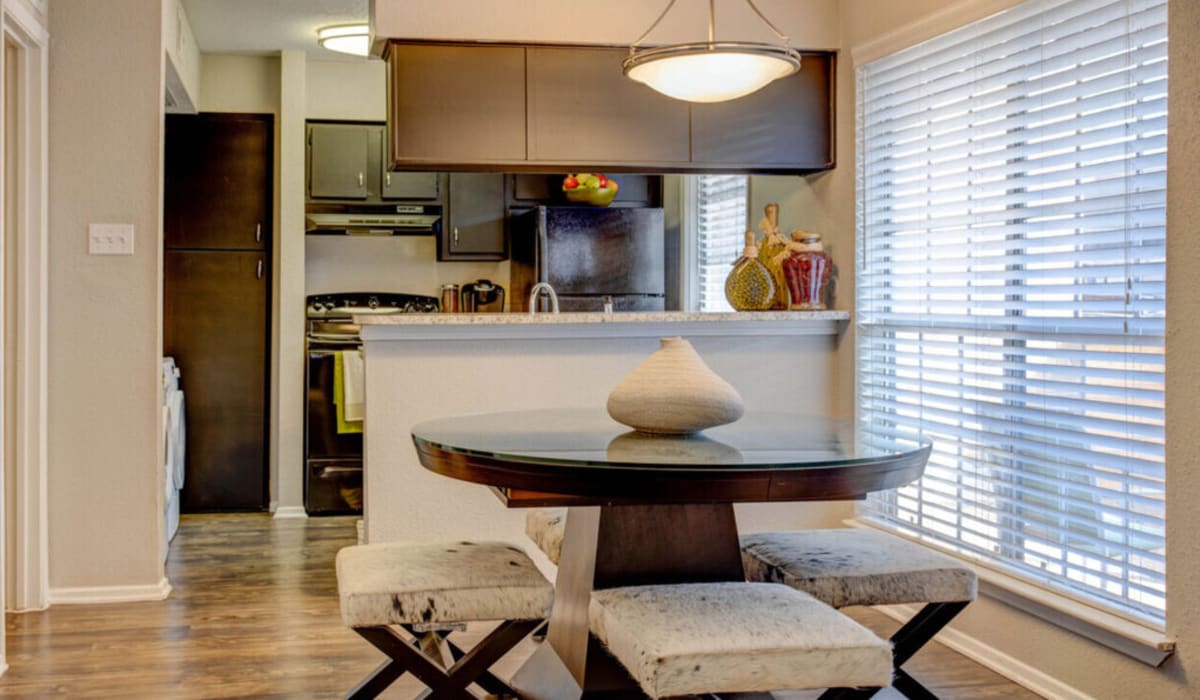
[
  {"x1": 46, "y1": 0, "x2": 166, "y2": 597},
  {"x1": 364, "y1": 328, "x2": 847, "y2": 556},
  {"x1": 826, "y1": 1, "x2": 1197, "y2": 698}
]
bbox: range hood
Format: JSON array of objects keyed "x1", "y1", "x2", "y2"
[{"x1": 306, "y1": 206, "x2": 441, "y2": 236}]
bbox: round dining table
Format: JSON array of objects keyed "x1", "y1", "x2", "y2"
[{"x1": 410, "y1": 408, "x2": 931, "y2": 700}]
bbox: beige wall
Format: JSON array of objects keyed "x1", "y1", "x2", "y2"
[
  {"x1": 306, "y1": 59, "x2": 385, "y2": 122},
  {"x1": 46, "y1": 0, "x2": 165, "y2": 591},
  {"x1": 828, "y1": 1, "x2": 1196, "y2": 697},
  {"x1": 373, "y1": 0, "x2": 838, "y2": 48},
  {"x1": 198, "y1": 53, "x2": 279, "y2": 115}
]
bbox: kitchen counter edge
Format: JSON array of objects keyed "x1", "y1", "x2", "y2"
[{"x1": 358, "y1": 311, "x2": 849, "y2": 341}]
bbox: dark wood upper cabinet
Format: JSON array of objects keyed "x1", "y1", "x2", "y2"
[
  {"x1": 526, "y1": 47, "x2": 690, "y2": 166},
  {"x1": 691, "y1": 52, "x2": 835, "y2": 169},
  {"x1": 166, "y1": 114, "x2": 271, "y2": 250},
  {"x1": 383, "y1": 41, "x2": 835, "y2": 174},
  {"x1": 385, "y1": 44, "x2": 526, "y2": 166}
]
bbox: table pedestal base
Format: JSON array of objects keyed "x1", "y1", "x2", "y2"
[{"x1": 511, "y1": 503, "x2": 746, "y2": 699}]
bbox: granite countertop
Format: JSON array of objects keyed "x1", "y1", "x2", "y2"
[{"x1": 355, "y1": 310, "x2": 850, "y2": 326}]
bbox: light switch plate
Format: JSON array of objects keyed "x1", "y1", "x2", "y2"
[{"x1": 88, "y1": 223, "x2": 135, "y2": 256}]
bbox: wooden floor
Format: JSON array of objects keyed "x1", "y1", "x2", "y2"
[{"x1": 0, "y1": 514, "x2": 1040, "y2": 699}]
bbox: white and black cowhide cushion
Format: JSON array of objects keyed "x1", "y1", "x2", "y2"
[
  {"x1": 741, "y1": 529, "x2": 978, "y2": 608},
  {"x1": 589, "y1": 582, "x2": 893, "y2": 699},
  {"x1": 336, "y1": 541, "x2": 553, "y2": 628}
]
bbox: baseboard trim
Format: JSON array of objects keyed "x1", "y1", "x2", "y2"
[
  {"x1": 875, "y1": 603, "x2": 1095, "y2": 700},
  {"x1": 272, "y1": 506, "x2": 308, "y2": 519},
  {"x1": 48, "y1": 577, "x2": 172, "y2": 605}
]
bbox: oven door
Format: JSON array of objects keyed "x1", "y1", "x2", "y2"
[
  {"x1": 305, "y1": 345, "x2": 364, "y2": 515},
  {"x1": 306, "y1": 346, "x2": 363, "y2": 460},
  {"x1": 306, "y1": 459, "x2": 363, "y2": 515}
]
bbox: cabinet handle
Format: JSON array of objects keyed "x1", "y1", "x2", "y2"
[
  {"x1": 453, "y1": 227, "x2": 459, "y2": 246},
  {"x1": 255, "y1": 223, "x2": 262, "y2": 243},
  {"x1": 357, "y1": 172, "x2": 364, "y2": 188},
  {"x1": 385, "y1": 172, "x2": 391, "y2": 187},
  {"x1": 256, "y1": 259, "x2": 264, "y2": 280}
]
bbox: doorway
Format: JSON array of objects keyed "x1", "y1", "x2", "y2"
[{"x1": 0, "y1": 0, "x2": 51, "y2": 624}]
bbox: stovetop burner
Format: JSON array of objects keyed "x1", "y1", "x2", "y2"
[{"x1": 306, "y1": 292, "x2": 440, "y2": 319}]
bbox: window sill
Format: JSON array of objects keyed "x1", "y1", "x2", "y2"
[{"x1": 846, "y1": 517, "x2": 1175, "y2": 667}]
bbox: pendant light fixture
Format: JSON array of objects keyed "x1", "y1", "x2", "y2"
[{"x1": 623, "y1": 0, "x2": 801, "y2": 103}]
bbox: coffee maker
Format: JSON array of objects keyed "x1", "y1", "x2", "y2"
[{"x1": 461, "y1": 279, "x2": 506, "y2": 312}]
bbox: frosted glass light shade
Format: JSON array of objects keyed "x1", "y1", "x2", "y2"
[
  {"x1": 624, "y1": 43, "x2": 801, "y2": 103},
  {"x1": 318, "y1": 24, "x2": 369, "y2": 57}
]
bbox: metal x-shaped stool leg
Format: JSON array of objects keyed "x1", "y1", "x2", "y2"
[
  {"x1": 818, "y1": 601, "x2": 970, "y2": 700},
  {"x1": 348, "y1": 619, "x2": 541, "y2": 700}
]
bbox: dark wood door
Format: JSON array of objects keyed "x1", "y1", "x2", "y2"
[
  {"x1": 690, "y1": 52, "x2": 835, "y2": 169},
  {"x1": 526, "y1": 47, "x2": 690, "y2": 166},
  {"x1": 386, "y1": 44, "x2": 527, "y2": 166},
  {"x1": 165, "y1": 250, "x2": 269, "y2": 511},
  {"x1": 166, "y1": 113, "x2": 272, "y2": 250},
  {"x1": 442, "y1": 173, "x2": 507, "y2": 260}
]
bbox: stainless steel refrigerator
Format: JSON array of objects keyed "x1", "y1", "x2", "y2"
[{"x1": 510, "y1": 206, "x2": 666, "y2": 312}]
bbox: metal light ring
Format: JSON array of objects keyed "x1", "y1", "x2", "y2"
[{"x1": 622, "y1": 42, "x2": 802, "y2": 75}]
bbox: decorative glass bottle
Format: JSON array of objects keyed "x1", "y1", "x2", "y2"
[
  {"x1": 781, "y1": 231, "x2": 832, "y2": 310},
  {"x1": 756, "y1": 203, "x2": 791, "y2": 310},
  {"x1": 724, "y1": 230, "x2": 775, "y2": 311}
]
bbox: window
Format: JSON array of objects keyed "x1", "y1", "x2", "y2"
[
  {"x1": 688, "y1": 175, "x2": 749, "y2": 311},
  {"x1": 857, "y1": 0, "x2": 1167, "y2": 626}
]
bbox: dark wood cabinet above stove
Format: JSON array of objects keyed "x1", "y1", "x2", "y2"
[{"x1": 383, "y1": 41, "x2": 836, "y2": 175}]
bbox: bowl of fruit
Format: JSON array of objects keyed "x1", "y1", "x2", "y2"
[{"x1": 562, "y1": 173, "x2": 619, "y2": 206}]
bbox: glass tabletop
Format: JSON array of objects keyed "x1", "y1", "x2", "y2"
[{"x1": 411, "y1": 408, "x2": 929, "y2": 472}]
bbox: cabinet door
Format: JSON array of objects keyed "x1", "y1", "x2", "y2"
[
  {"x1": 382, "y1": 170, "x2": 440, "y2": 199},
  {"x1": 387, "y1": 44, "x2": 526, "y2": 165},
  {"x1": 165, "y1": 114, "x2": 271, "y2": 250},
  {"x1": 309, "y1": 123, "x2": 370, "y2": 199},
  {"x1": 165, "y1": 250, "x2": 269, "y2": 512},
  {"x1": 526, "y1": 47, "x2": 690, "y2": 165},
  {"x1": 690, "y1": 52, "x2": 835, "y2": 169},
  {"x1": 442, "y1": 173, "x2": 507, "y2": 261}
]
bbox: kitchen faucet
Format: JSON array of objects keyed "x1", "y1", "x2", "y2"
[{"x1": 528, "y1": 283, "x2": 560, "y2": 314}]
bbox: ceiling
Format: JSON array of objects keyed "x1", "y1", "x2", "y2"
[{"x1": 181, "y1": 0, "x2": 371, "y2": 60}]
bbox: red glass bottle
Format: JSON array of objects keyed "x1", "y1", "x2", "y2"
[{"x1": 781, "y1": 231, "x2": 831, "y2": 310}]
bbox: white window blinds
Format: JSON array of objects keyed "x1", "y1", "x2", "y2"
[
  {"x1": 856, "y1": 0, "x2": 1167, "y2": 624},
  {"x1": 694, "y1": 175, "x2": 748, "y2": 312}
]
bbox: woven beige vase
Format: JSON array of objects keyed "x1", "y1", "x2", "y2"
[{"x1": 606, "y1": 337, "x2": 745, "y2": 435}]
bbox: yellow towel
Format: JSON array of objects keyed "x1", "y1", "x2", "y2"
[{"x1": 333, "y1": 351, "x2": 363, "y2": 435}]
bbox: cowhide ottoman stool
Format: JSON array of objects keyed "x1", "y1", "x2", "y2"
[
  {"x1": 589, "y1": 581, "x2": 892, "y2": 698},
  {"x1": 336, "y1": 540, "x2": 553, "y2": 699},
  {"x1": 524, "y1": 507, "x2": 566, "y2": 565},
  {"x1": 741, "y1": 528, "x2": 978, "y2": 699}
]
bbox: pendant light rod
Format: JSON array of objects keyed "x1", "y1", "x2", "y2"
[
  {"x1": 745, "y1": 0, "x2": 790, "y2": 42},
  {"x1": 630, "y1": 0, "x2": 792, "y2": 50},
  {"x1": 632, "y1": 0, "x2": 679, "y2": 48}
]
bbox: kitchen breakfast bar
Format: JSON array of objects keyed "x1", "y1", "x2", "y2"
[{"x1": 356, "y1": 311, "x2": 851, "y2": 549}]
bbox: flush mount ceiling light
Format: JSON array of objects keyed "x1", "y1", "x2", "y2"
[
  {"x1": 623, "y1": 0, "x2": 801, "y2": 103},
  {"x1": 317, "y1": 24, "x2": 370, "y2": 57}
]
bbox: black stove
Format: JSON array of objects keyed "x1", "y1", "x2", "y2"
[{"x1": 306, "y1": 291, "x2": 439, "y2": 319}]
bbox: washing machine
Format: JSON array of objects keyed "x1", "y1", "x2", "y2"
[{"x1": 162, "y1": 357, "x2": 185, "y2": 557}]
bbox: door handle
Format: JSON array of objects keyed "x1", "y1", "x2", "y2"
[
  {"x1": 357, "y1": 172, "x2": 364, "y2": 188},
  {"x1": 255, "y1": 223, "x2": 262, "y2": 243},
  {"x1": 256, "y1": 259, "x2": 264, "y2": 280}
]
